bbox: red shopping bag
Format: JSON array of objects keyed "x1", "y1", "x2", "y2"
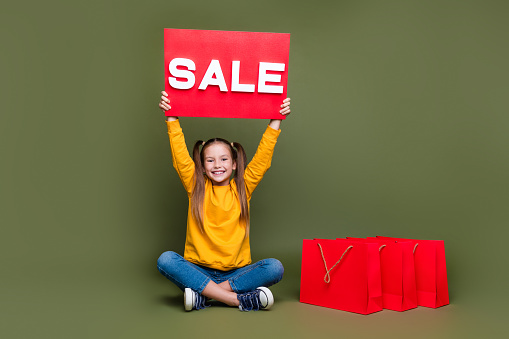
[
  {"x1": 346, "y1": 237, "x2": 417, "y2": 311},
  {"x1": 300, "y1": 238, "x2": 383, "y2": 314},
  {"x1": 376, "y1": 236, "x2": 449, "y2": 308}
]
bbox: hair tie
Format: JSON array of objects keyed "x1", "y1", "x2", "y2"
[{"x1": 202, "y1": 141, "x2": 205, "y2": 146}]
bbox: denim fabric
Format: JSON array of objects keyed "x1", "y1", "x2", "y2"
[{"x1": 157, "y1": 251, "x2": 284, "y2": 294}]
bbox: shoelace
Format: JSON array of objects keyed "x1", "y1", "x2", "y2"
[
  {"x1": 238, "y1": 290, "x2": 262, "y2": 311},
  {"x1": 193, "y1": 291, "x2": 209, "y2": 310}
]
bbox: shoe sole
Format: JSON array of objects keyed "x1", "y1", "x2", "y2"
[{"x1": 184, "y1": 288, "x2": 194, "y2": 311}]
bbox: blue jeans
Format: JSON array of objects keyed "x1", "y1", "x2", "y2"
[{"x1": 157, "y1": 251, "x2": 284, "y2": 294}]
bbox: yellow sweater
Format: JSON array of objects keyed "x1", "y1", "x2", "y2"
[{"x1": 167, "y1": 120, "x2": 281, "y2": 271}]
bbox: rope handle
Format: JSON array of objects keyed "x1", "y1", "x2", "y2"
[
  {"x1": 376, "y1": 242, "x2": 418, "y2": 253},
  {"x1": 317, "y1": 243, "x2": 353, "y2": 283}
]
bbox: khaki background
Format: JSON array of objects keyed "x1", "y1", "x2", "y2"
[{"x1": 1, "y1": 0, "x2": 508, "y2": 338}]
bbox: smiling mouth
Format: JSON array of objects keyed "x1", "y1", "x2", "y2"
[{"x1": 211, "y1": 171, "x2": 225, "y2": 175}]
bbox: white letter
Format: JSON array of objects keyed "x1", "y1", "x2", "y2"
[
  {"x1": 231, "y1": 61, "x2": 255, "y2": 93},
  {"x1": 258, "y1": 62, "x2": 285, "y2": 94},
  {"x1": 168, "y1": 58, "x2": 196, "y2": 90},
  {"x1": 198, "y1": 60, "x2": 228, "y2": 92}
]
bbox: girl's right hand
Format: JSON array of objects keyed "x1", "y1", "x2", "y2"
[
  {"x1": 159, "y1": 91, "x2": 178, "y2": 121},
  {"x1": 159, "y1": 91, "x2": 171, "y2": 112}
]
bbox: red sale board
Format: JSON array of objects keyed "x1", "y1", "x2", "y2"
[{"x1": 164, "y1": 28, "x2": 290, "y2": 119}]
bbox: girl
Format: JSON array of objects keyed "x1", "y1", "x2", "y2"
[{"x1": 157, "y1": 91, "x2": 291, "y2": 311}]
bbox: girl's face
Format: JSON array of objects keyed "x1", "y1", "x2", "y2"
[{"x1": 202, "y1": 143, "x2": 236, "y2": 186}]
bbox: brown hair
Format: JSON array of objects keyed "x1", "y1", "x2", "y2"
[{"x1": 191, "y1": 138, "x2": 249, "y2": 235}]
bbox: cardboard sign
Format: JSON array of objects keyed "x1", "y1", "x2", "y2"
[{"x1": 164, "y1": 28, "x2": 290, "y2": 119}]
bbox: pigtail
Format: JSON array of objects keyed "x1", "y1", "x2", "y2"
[
  {"x1": 232, "y1": 142, "x2": 250, "y2": 236},
  {"x1": 191, "y1": 140, "x2": 206, "y2": 233}
]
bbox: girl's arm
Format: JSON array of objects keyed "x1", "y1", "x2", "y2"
[
  {"x1": 159, "y1": 91, "x2": 195, "y2": 195},
  {"x1": 268, "y1": 97, "x2": 291, "y2": 130},
  {"x1": 244, "y1": 98, "x2": 291, "y2": 198}
]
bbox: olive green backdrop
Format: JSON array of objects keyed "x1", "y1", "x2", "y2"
[{"x1": 1, "y1": 0, "x2": 508, "y2": 338}]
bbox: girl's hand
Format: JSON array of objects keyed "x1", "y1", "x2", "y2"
[
  {"x1": 159, "y1": 91, "x2": 177, "y2": 121},
  {"x1": 279, "y1": 97, "x2": 291, "y2": 116},
  {"x1": 159, "y1": 91, "x2": 171, "y2": 111},
  {"x1": 269, "y1": 97, "x2": 291, "y2": 130}
]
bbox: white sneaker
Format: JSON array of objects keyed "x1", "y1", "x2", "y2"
[{"x1": 238, "y1": 286, "x2": 274, "y2": 311}]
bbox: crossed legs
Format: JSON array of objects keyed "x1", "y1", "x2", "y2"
[
  {"x1": 157, "y1": 251, "x2": 284, "y2": 308},
  {"x1": 201, "y1": 280, "x2": 239, "y2": 307}
]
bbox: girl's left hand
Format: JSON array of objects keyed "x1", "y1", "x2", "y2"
[
  {"x1": 269, "y1": 98, "x2": 291, "y2": 130},
  {"x1": 279, "y1": 98, "x2": 291, "y2": 116}
]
